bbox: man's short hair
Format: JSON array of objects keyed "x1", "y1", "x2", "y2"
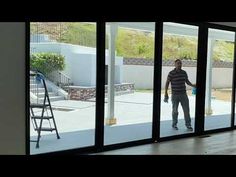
[{"x1": 175, "y1": 59, "x2": 181, "y2": 63}]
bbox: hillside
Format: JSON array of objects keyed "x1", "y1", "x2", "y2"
[{"x1": 30, "y1": 22, "x2": 234, "y2": 61}]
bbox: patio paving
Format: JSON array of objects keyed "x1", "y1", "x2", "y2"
[{"x1": 30, "y1": 92, "x2": 233, "y2": 154}]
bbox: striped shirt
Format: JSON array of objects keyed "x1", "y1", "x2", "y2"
[{"x1": 167, "y1": 68, "x2": 188, "y2": 95}]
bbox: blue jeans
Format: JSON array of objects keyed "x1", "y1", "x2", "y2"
[{"x1": 171, "y1": 93, "x2": 191, "y2": 127}]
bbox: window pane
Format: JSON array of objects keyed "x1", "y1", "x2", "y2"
[
  {"x1": 204, "y1": 28, "x2": 235, "y2": 130},
  {"x1": 30, "y1": 22, "x2": 96, "y2": 154},
  {"x1": 104, "y1": 22, "x2": 155, "y2": 145},
  {"x1": 160, "y1": 22, "x2": 198, "y2": 137}
]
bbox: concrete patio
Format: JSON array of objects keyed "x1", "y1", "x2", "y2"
[{"x1": 30, "y1": 92, "x2": 233, "y2": 154}]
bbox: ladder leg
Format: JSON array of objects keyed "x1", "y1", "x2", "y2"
[
  {"x1": 49, "y1": 106, "x2": 60, "y2": 139},
  {"x1": 46, "y1": 85, "x2": 60, "y2": 139},
  {"x1": 52, "y1": 117, "x2": 60, "y2": 139},
  {"x1": 36, "y1": 103, "x2": 46, "y2": 148},
  {"x1": 36, "y1": 118, "x2": 43, "y2": 148},
  {"x1": 30, "y1": 107, "x2": 38, "y2": 130}
]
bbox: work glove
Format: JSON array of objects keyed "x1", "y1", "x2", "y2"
[{"x1": 164, "y1": 94, "x2": 169, "y2": 103}]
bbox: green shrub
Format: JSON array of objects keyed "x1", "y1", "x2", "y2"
[{"x1": 30, "y1": 52, "x2": 65, "y2": 75}]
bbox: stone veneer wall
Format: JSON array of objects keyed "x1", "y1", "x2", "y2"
[
  {"x1": 68, "y1": 83, "x2": 134, "y2": 100},
  {"x1": 123, "y1": 58, "x2": 233, "y2": 68},
  {"x1": 68, "y1": 86, "x2": 96, "y2": 100}
]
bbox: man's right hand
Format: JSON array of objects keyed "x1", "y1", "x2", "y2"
[{"x1": 164, "y1": 94, "x2": 169, "y2": 103}]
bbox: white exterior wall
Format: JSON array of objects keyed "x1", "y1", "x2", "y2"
[
  {"x1": 31, "y1": 43, "x2": 123, "y2": 86},
  {"x1": 31, "y1": 43, "x2": 61, "y2": 53},
  {"x1": 70, "y1": 53, "x2": 95, "y2": 86},
  {"x1": 123, "y1": 65, "x2": 154, "y2": 89},
  {"x1": 123, "y1": 65, "x2": 232, "y2": 89},
  {"x1": 212, "y1": 68, "x2": 233, "y2": 88}
]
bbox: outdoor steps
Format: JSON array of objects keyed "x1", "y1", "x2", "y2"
[
  {"x1": 30, "y1": 89, "x2": 65, "y2": 102},
  {"x1": 30, "y1": 83, "x2": 45, "y2": 87},
  {"x1": 37, "y1": 92, "x2": 57, "y2": 98},
  {"x1": 30, "y1": 87, "x2": 48, "y2": 92},
  {"x1": 38, "y1": 95, "x2": 65, "y2": 102},
  {"x1": 30, "y1": 78, "x2": 65, "y2": 102}
]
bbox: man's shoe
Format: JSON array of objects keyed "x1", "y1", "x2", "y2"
[
  {"x1": 172, "y1": 125, "x2": 178, "y2": 130},
  {"x1": 187, "y1": 126, "x2": 193, "y2": 131}
]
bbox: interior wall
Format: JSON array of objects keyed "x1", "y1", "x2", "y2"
[{"x1": 0, "y1": 22, "x2": 25, "y2": 155}]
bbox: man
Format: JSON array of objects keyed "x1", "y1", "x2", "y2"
[{"x1": 164, "y1": 59, "x2": 196, "y2": 131}]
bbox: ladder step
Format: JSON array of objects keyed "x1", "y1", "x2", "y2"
[
  {"x1": 30, "y1": 103, "x2": 50, "y2": 108},
  {"x1": 30, "y1": 71, "x2": 60, "y2": 148},
  {"x1": 31, "y1": 116, "x2": 53, "y2": 119},
  {"x1": 35, "y1": 127, "x2": 56, "y2": 131}
]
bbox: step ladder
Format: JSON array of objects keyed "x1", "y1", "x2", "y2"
[{"x1": 30, "y1": 71, "x2": 60, "y2": 148}]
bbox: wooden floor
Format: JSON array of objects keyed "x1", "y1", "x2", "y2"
[{"x1": 96, "y1": 130, "x2": 236, "y2": 155}]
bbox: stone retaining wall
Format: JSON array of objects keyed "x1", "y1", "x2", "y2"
[
  {"x1": 68, "y1": 83, "x2": 134, "y2": 100},
  {"x1": 123, "y1": 58, "x2": 233, "y2": 68}
]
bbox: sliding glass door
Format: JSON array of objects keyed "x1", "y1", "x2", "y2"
[
  {"x1": 160, "y1": 23, "x2": 199, "y2": 137},
  {"x1": 104, "y1": 22, "x2": 155, "y2": 145},
  {"x1": 204, "y1": 28, "x2": 235, "y2": 130},
  {"x1": 30, "y1": 22, "x2": 97, "y2": 154}
]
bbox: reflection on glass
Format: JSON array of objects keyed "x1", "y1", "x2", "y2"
[{"x1": 205, "y1": 28, "x2": 235, "y2": 130}]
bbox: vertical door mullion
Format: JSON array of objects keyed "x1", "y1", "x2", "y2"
[
  {"x1": 26, "y1": 21, "x2": 30, "y2": 155},
  {"x1": 231, "y1": 34, "x2": 236, "y2": 127},
  {"x1": 152, "y1": 22, "x2": 163, "y2": 141},
  {"x1": 95, "y1": 21, "x2": 106, "y2": 152},
  {"x1": 195, "y1": 23, "x2": 208, "y2": 135}
]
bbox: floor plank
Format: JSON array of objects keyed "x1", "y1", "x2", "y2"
[{"x1": 95, "y1": 130, "x2": 236, "y2": 155}]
